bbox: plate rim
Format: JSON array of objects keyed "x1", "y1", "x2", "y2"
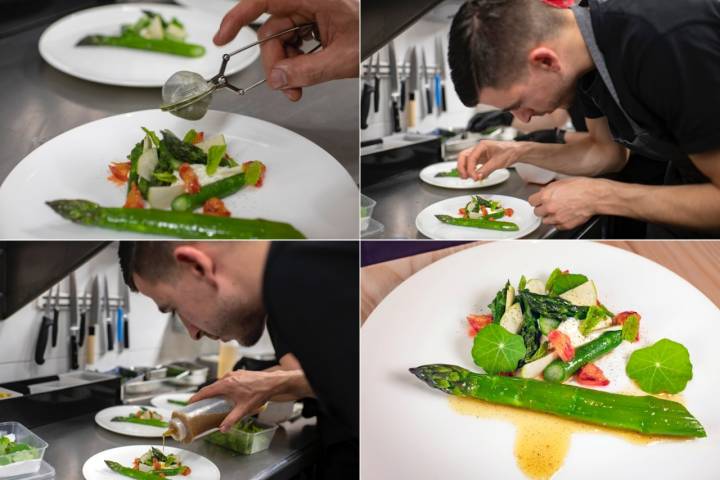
[
  {"x1": 94, "y1": 405, "x2": 172, "y2": 438},
  {"x1": 418, "y1": 162, "x2": 510, "y2": 190}
]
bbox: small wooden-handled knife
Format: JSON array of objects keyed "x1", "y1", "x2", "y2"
[{"x1": 406, "y1": 47, "x2": 418, "y2": 129}]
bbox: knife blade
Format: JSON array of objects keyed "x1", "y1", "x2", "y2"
[
  {"x1": 388, "y1": 41, "x2": 401, "y2": 133},
  {"x1": 68, "y1": 273, "x2": 79, "y2": 370},
  {"x1": 122, "y1": 277, "x2": 131, "y2": 349},
  {"x1": 34, "y1": 289, "x2": 54, "y2": 365},
  {"x1": 361, "y1": 57, "x2": 374, "y2": 130},
  {"x1": 407, "y1": 47, "x2": 418, "y2": 129},
  {"x1": 400, "y1": 47, "x2": 412, "y2": 112},
  {"x1": 50, "y1": 284, "x2": 60, "y2": 348},
  {"x1": 422, "y1": 48, "x2": 432, "y2": 116},
  {"x1": 436, "y1": 36, "x2": 447, "y2": 112},
  {"x1": 116, "y1": 269, "x2": 124, "y2": 353},
  {"x1": 103, "y1": 275, "x2": 113, "y2": 351},
  {"x1": 373, "y1": 53, "x2": 381, "y2": 114},
  {"x1": 88, "y1": 276, "x2": 100, "y2": 361}
]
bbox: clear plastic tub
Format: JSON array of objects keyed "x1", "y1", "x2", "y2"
[
  {"x1": 0, "y1": 423, "x2": 48, "y2": 478},
  {"x1": 360, "y1": 194, "x2": 377, "y2": 231},
  {"x1": 204, "y1": 419, "x2": 278, "y2": 455}
]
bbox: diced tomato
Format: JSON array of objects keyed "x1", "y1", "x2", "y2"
[
  {"x1": 458, "y1": 208, "x2": 466, "y2": 216},
  {"x1": 488, "y1": 217, "x2": 496, "y2": 221},
  {"x1": 613, "y1": 311, "x2": 641, "y2": 341},
  {"x1": 182, "y1": 466, "x2": 192, "y2": 476},
  {"x1": 192, "y1": 131, "x2": 204, "y2": 144},
  {"x1": 498, "y1": 371, "x2": 514, "y2": 377},
  {"x1": 243, "y1": 161, "x2": 267, "y2": 187},
  {"x1": 548, "y1": 330, "x2": 575, "y2": 361},
  {"x1": 467, "y1": 314, "x2": 493, "y2": 337},
  {"x1": 152, "y1": 458, "x2": 161, "y2": 470},
  {"x1": 132, "y1": 458, "x2": 140, "y2": 470},
  {"x1": 576, "y1": 363, "x2": 610, "y2": 386},
  {"x1": 179, "y1": 163, "x2": 201, "y2": 194},
  {"x1": 124, "y1": 182, "x2": 145, "y2": 209},
  {"x1": 504, "y1": 208, "x2": 514, "y2": 217},
  {"x1": 202, "y1": 197, "x2": 231, "y2": 217},
  {"x1": 107, "y1": 161, "x2": 131, "y2": 185},
  {"x1": 480, "y1": 206, "x2": 488, "y2": 217}
]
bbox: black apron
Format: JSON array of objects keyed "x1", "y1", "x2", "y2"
[{"x1": 572, "y1": 1, "x2": 717, "y2": 238}]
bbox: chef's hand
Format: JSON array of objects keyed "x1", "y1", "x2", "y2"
[
  {"x1": 189, "y1": 369, "x2": 312, "y2": 432},
  {"x1": 529, "y1": 177, "x2": 603, "y2": 230},
  {"x1": 457, "y1": 140, "x2": 524, "y2": 180},
  {"x1": 214, "y1": 0, "x2": 359, "y2": 102}
]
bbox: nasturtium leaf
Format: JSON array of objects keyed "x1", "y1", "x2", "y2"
[
  {"x1": 471, "y1": 323, "x2": 526, "y2": 374},
  {"x1": 546, "y1": 268, "x2": 588, "y2": 296},
  {"x1": 626, "y1": 339, "x2": 693, "y2": 394}
]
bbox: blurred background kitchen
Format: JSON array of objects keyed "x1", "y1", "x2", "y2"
[
  {"x1": 360, "y1": 0, "x2": 605, "y2": 239},
  {"x1": 0, "y1": 242, "x2": 320, "y2": 479}
]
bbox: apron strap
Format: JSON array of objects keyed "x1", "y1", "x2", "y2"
[{"x1": 571, "y1": 2, "x2": 644, "y2": 134}]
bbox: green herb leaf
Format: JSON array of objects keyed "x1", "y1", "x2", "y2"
[
  {"x1": 141, "y1": 127, "x2": 161, "y2": 148},
  {"x1": 471, "y1": 324, "x2": 526, "y2": 374},
  {"x1": 182, "y1": 129, "x2": 198, "y2": 144},
  {"x1": 488, "y1": 281, "x2": 510, "y2": 323},
  {"x1": 579, "y1": 305, "x2": 611, "y2": 336},
  {"x1": 626, "y1": 339, "x2": 693, "y2": 394},
  {"x1": 518, "y1": 275, "x2": 527, "y2": 291},
  {"x1": 206, "y1": 144, "x2": 227, "y2": 176},
  {"x1": 153, "y1": 172, "x2": 177, "y2": 183},
  {"x1": 546, "y1": 268, "x2": 588, "y2": 296},
  {"x1": 622, "y1": 314, "x2": 640, "y2": 342}
]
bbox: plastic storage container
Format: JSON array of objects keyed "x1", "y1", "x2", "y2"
[
  {"x1": 0, "y1": 423, "x2": 48, "y2": 478},
  {"x1": 204, "y1": 419, "x2": 278, "y2": 454},
  {"x1": 360, "y1": 194, "x2": 377, "y2": 231}
]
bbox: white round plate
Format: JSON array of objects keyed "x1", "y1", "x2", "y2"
[
  {"x1": 151, "y1": 393, "x2": 193, "y2": 411},
  {"x1": 0, "y1": 109, "x2": 358, "y2": 239},
  {"x1": 362, "y1": 242, "x2": 720, "y2": 479},
  {"x1": 94, "y1": 406, "x2": 172, "y2": 438},
  {"x1": 175, "y1": 0, "x2": 271, "y2": 22},
  {"x1": 83, "y1": 445, "x2": 220, "y2": 479},
  {"x1": 415, "y1": 194, "x2": 540, "y2": 240},
  {"x1": 419, "y1": 162, "x2": 510, "y2": 189},
  {"x1": 39, "y1": 3, "x2": 259, "y2": 87}
]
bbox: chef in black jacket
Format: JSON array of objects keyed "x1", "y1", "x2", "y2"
[
  {"x1": 118, "y1": 241, "x2": 358, "y2": 479},
  {"x1": 450, "y1": 0, "x2": 720, "y2": 237}
]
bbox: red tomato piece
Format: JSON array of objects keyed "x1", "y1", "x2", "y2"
[
  {"x1": 576, "y1": 363, "x2": 610, "y2": 386},
  {"x1": 107, "y1": 161, "x2": 131, "y2": 185},
  {"x1": 192, "y1": 131, "x2": 204, "y2": 144},
  {"x1": 548, "y1": 330, "x2": 575, "y2": 361},
  {"x1": 123, "y1": 182, "x2": 145, "y2": 209},
  {"x1": 243, "y1": 161, "x2": 267, "y2": 187},
  {"x1": 179, "y1": 163, "x2": 201, "y2": 194},
  {"x1": 480, "y1": 206, "x2": 488, "y2": 217},
  {"x1": 458, "y1": 208, "x2": 467, "y2": 216},
  {"x1": 202, "y1": 197, "x2": 231, "y2": 217},
  {"x1": 613, "y1": 311, "x2": 641, "y2": 341},
  {"x1": 182, "y1": 466, "x2": 192, "y2": 476},
  {"x1": 504, "y1": 208, "x2": 514, "y2": 217},
  {"x1": 467, "y1": 314, "x2": 493, "y2": 337}
]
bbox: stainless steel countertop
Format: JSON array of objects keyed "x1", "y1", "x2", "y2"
[
  {"x1": 36, "y1": 412, "x2": 318, "y2": 479},
  {"x1": 362, "y1": 167, "x2": 600, "y2": 239},
  {"x1": 0, "y1": 3, "x2": 358, "y2": 185}
]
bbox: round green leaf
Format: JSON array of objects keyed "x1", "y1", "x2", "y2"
[
  {"x1": 626, "y1": 338, "x2": 693, "y2": 394},
  {"x1": 471, "y1": 323, "x2": 526, "y2": 374}
]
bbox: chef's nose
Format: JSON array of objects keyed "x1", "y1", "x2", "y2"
[
  {"x1": 180, "y1": 316, "x2": 203, "y2": 340},
  {"x1": 512, "y1": 108, "x2": 532, "y2": 123}
]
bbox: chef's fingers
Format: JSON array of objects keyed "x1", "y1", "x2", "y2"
[
  {"x1": 219, "y1": 404, "x2": 251, "y2": 432},
  {"x1": 474, "y1": 154, "x2": 506, "y2": 181},
  {"x1": 458, "y1": 144, "x2": 487, "y2": 180},
  {"x1": 528, "y1": 191, "x2": 543, "y2": 207},
  {"x1": 189, "y1": 379, "x2": 227, "y2": 404},
  {"x1": 257, "y1": 17, "x2": 304, "y2": 100},
  {"x1": 214, "y1": 0, "x2": 306, "y2": 46},
  {"x1": 268, "y1": 47, "x2": 343, "y2": 89},
  {"x1": 533, "y1": 204, "x2": 549, "y2": 218},
  {"x1": 457, "y1": 147, "x2": 474, "y2": 179}
]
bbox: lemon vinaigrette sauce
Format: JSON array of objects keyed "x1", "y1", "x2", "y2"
[{"x1": 449, "y1": 396, "x2": 690, "y2": 480}]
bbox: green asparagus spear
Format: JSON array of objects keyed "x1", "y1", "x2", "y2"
[
  {"x1": 47, "y1": 200, "x2": 305, "y2": 239},
  {"x1": 104, "y1": 461, "x2": 165, "y2": 480},
  {"x1": 435, "y1": 168, "x2": 460, "y2": 178},
  {"x1": 435, "y1": 215, "x2": 519, "y2": 231},
  {"x1": 519, "y1": 293, "x2": 541, "y2": 362},
  {"x1": 77, "y1": 34, "x2": 205, "y2": 57},
  {"x1": 410, "y1": 364, "x2": 706, "y2": 437},
  {"x1": 167, "y1": 399, "x2": 189, "y2": 406},
  {"x1": 519, "y1": 290, "x2": 589, "y2": 320},
  {"x1": 160, "y1": 130, "x2": 207, "y2": 164},
  {"x1": 170, "y1": 161, "x2": 262, "y2": 212},
  {"x1": 110, "y1": 416, "x2": 168, "y2": 428},
  {"x1": 543, "y1": 330, "x2": 623, "y2": 383}
]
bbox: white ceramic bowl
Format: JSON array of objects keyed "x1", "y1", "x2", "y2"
[{"x1": 514, "y1": 162, "x2": 557, "y2": 184}]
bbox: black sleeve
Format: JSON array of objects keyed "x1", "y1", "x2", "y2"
[
  {"x1": 576, "y1": 84, "x2": 604, "y2": 120},
  {"x1": 263, "y1": 242, "x2": 359, "y2": 440},
  {"x1": 634, "y1": 24, "x2": 720, "y2": 154}
]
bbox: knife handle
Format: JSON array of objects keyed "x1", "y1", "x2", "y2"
[
  {"x1": 361, "y1": 83, "x2": 373, "y2": 130},
  {"x1": 78, "y1": 311, "x2": 86, "y2": 347},
  {"x1": 426, "y1": 87, "x2": 433, "y2": 114},
  {"x1": 35, "y1": 316, "x2": 53, "y2": 365},
  {"x1": 441, "y1": 82, "x2": 447, "y2": 112},
  {"x1": 51, "y1": 309, "x2": 59, "y2": 348},
  {"x1": 117, "y1": 307, "x2": 124, "y2": 348},
  {"x1": 400, "y1": 80, "x2": 406, "y2": 111},
  {"x1": 86, "y1": 326, "x2": 95, "y2": 364},
  {"x1": 70, "y1": 335, "x2": 79, "y2": 370},
  {"x1": 124, "y1": 319, "x2": 130, "y2": 349},
  {"x1": 434, "y1": 74, "x2": 442, "y2": 109},
  {"x1": 391, "y1": 98, "x2": 401, "y2": 133},
  {"x1": 106, "y1": 321, "x2": 114, "y2": 351},
  {"x1": 407, "y1": 92, "x2": 416, "y2": 129},
  {"x1": 373, "y1": 76, "x2": 380, "y2": 113}
]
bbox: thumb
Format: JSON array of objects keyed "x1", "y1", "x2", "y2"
[{"x1": 268, "y1": 48, "x2": 336, "y2": 90}]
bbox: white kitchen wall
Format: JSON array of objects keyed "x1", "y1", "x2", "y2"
[
  {"x1": 361, "y1": 12, "x2": 495, "y2": 142},
  {"x1": 0, "y1": 243, "x2": 275, "y2": 384}
]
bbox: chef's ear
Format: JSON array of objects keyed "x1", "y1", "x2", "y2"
[
  {"x1": 173, "y1": 245, "x2": 218, "y2": 287},
  {"x1": 527, "y1": 47, "x2": 561, "y2": 72}
]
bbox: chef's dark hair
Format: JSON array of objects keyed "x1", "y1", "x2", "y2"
[
  {"x1": 118, "y1": 241, "x2": 180, "y2": 291},
  {"x1": 448, "y1": 0, "x2": 565, "y2": 106}
]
